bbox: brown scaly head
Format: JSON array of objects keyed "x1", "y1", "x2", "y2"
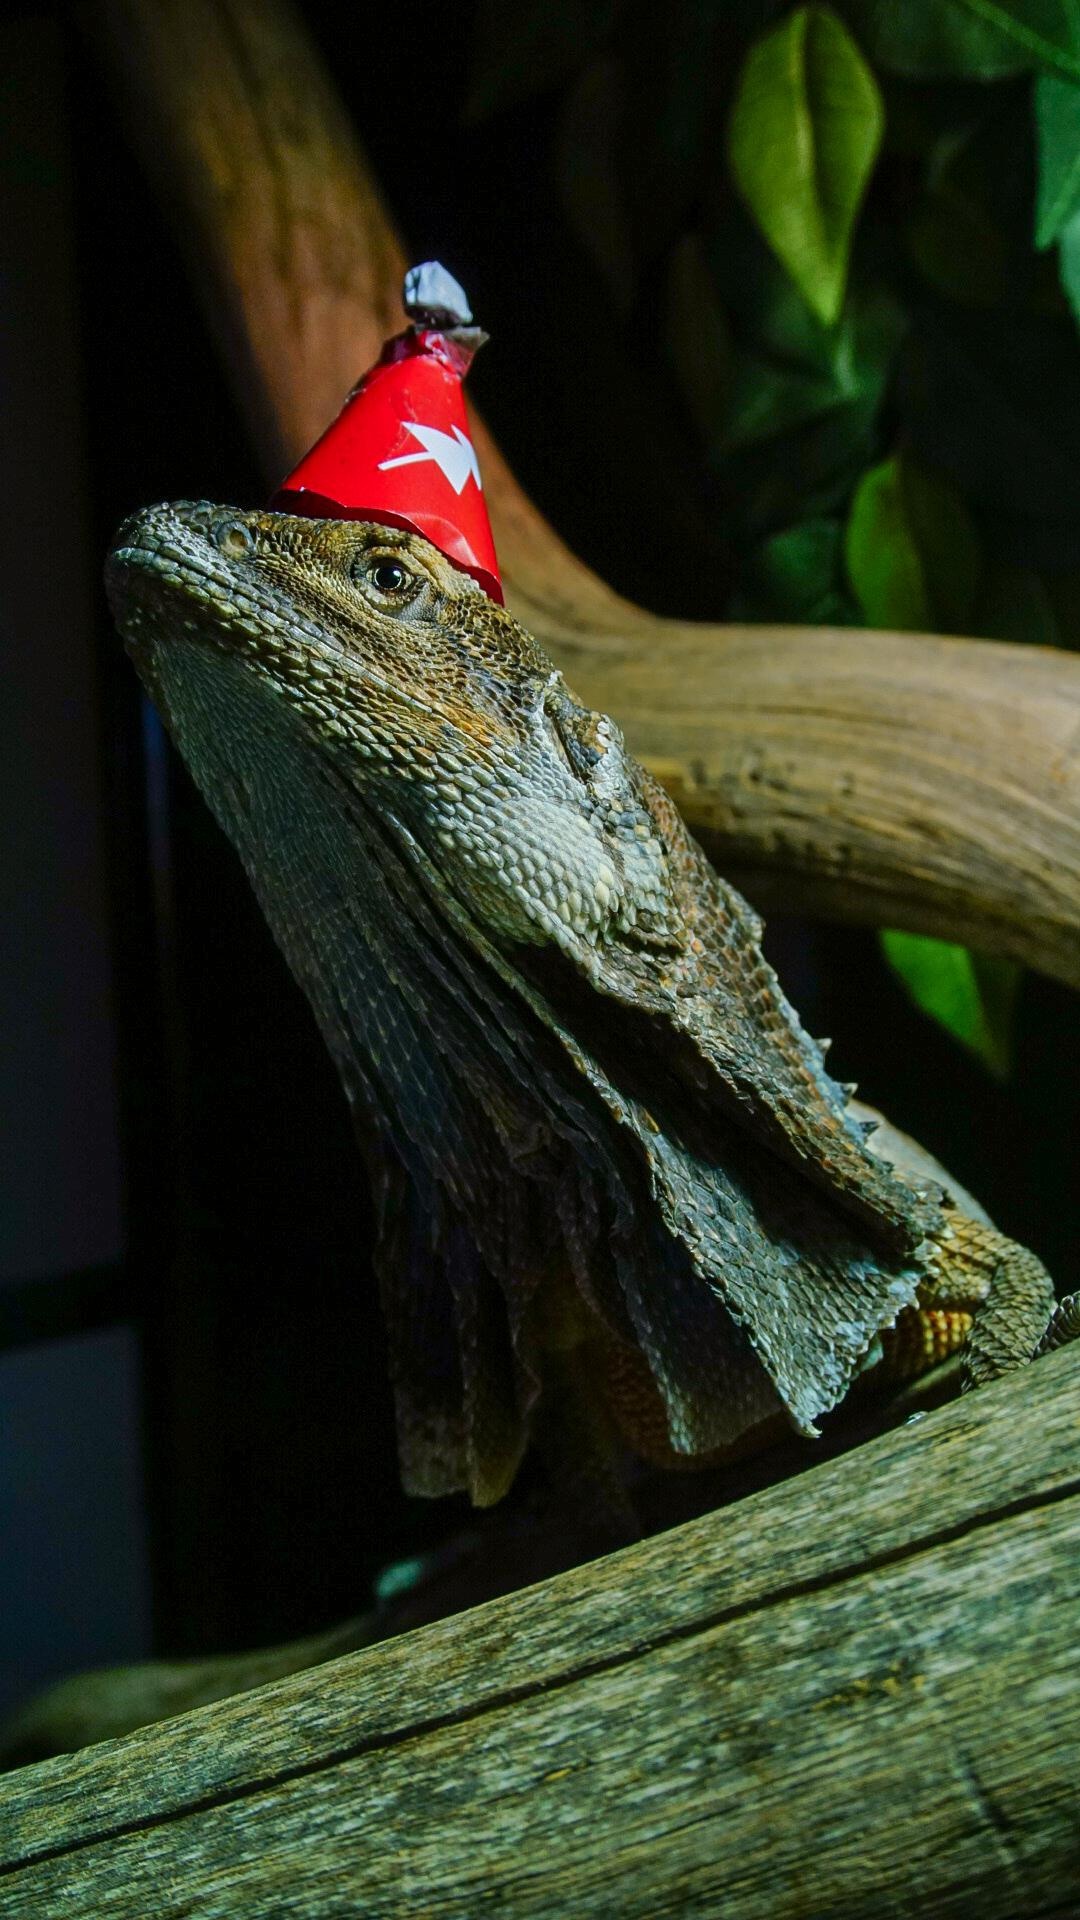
[{"x1": 107, "y1": 502, "x2": 954, "y2": 1504}]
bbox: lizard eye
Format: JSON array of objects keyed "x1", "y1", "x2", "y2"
[
  {"x1": 212, "y1": 518, "x2": 256, "y2": 558},
  {"x1": 353, "y1": 550, "x2": 416, "y2": 601}
]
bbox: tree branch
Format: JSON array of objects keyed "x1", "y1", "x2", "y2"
[
  {"x1": 4, "y1": 1347, "x2": 1078, "y2": 1915},
  {"x1": 85, "y1": 0, "x2": 1080, "y2": 986}
]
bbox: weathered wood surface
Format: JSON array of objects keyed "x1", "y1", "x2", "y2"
[
  {"x1": 1, "y1": 1345, "x2": 1077, "y2": 1918},
  {"x1": 86, "y1": 0, "x2": 1080, "y2": 986}
]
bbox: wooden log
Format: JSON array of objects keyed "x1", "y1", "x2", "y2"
[
  {"x1": 1, "y1": 1345, "x2": 1077, "y2": 1917},
  {"x1": 85, "y1": 0, "x2": 1080, "y2": 986}
]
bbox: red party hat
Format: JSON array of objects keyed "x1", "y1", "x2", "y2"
[{"x1": 271, "y1": 262, "x2": 503, "y2": 603}]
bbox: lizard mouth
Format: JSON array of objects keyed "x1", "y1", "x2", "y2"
[
  {"x1": 105, "y1": 541, "x2": 166, "y2": 616},
  {"x1": 105, "y1": 502, "x2": 287, "y2": 671},
  {"x1": 106, "y1": 504, "x2": 216, "y2": 649},
  {"x1": 105, "y1": 544, "x2": 180, "y2": 670}
]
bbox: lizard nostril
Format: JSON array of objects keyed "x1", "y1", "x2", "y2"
[{"x1": 212, "y1": 517, "x2": 256, "y2": 559}]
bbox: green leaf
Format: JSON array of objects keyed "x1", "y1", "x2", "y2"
[
  {"x1": 706, "y1": 209, "x2": 906, "y2": 381},
  {"x1": 736, "y1": 518, "x2": 853, "y2": 621},
  {"x1": 880, "y1": 932, "x2": 1020, "y2": 1078},
  {"x1": 1035, "y1": 72, "x2": 1080, "y2": 246},
  {"x1": 846, "y1": 461, "x2": 930, "y2": 626},
  {"x1": 954, "y1": 0, "x2": 1080, "y2": 82},
  {"x1": 728, "y1": 5, "x2": 884, "y2": 326},
  {"x1": 725, "y1": 356, "x2": 846, "y2": 448},
  {"x1": 706, "y1": 210, "x2": 848, "y2": 375},
  {"x1": 838, "y1": 0, "x2": 1080, "y2": 79},
  {"x1": 709, "y1": 247, "x2": 905, "y2": 537},
  {"x1": 836, "y1": 0, "x2": 1031, "y2": 76},
  {"x1": 723, "y1": 407, "x2": 878, "y2": 537},
  {"x1": 844, "y1": 455, "x2": 982, "y2": 631}
]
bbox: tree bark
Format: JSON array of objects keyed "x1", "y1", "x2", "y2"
[
  {"x1": 2, "y1": 1345, "x2": 1077, "y2": 1917},
  {"x1": 84, "y1": 0, "x2": 1080, "y2": 985}
]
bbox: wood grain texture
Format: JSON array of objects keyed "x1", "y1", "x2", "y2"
[
  {"x1": 84, "y1": 0, "x2": 1080, "y2": 985},
  {"x1": 1, "y1": 1345, "x2": 1078, "y2": 1918}
]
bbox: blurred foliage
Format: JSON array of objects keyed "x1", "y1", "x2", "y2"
[
  {"x1": 728, "y1": 8, "x2": 885, "y2": 326},
  {"x1": 845, "y1": 452, "x2": 980, "y2": 628},
  {"x1": 469, "y1": 0, "x2": 1080, "y2": 1069},
  {"x1": 880, "y1": 933, "x2": 1022, "y2": 1077}
]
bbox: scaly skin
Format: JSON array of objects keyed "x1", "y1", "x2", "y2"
[{"x1": 106, "y1": 503, "x2": 1067, "y2": 1504}]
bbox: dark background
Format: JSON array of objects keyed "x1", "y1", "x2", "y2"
[{"x1": 2, "y1": 0, "x2": 1077, "y2": 1723}]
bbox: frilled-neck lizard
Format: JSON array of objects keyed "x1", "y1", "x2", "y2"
[{"x1": 106, "y1": 505, "x2": 1077, "y2": 1507}]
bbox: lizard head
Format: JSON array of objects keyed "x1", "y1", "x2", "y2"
[{"x1": 107, "y1": 500, "x2": 678, "y2": 960}]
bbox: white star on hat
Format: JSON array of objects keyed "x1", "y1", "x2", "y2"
[{"x1": 378, "y1": 422, "x2": 483, "y2": 495}]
